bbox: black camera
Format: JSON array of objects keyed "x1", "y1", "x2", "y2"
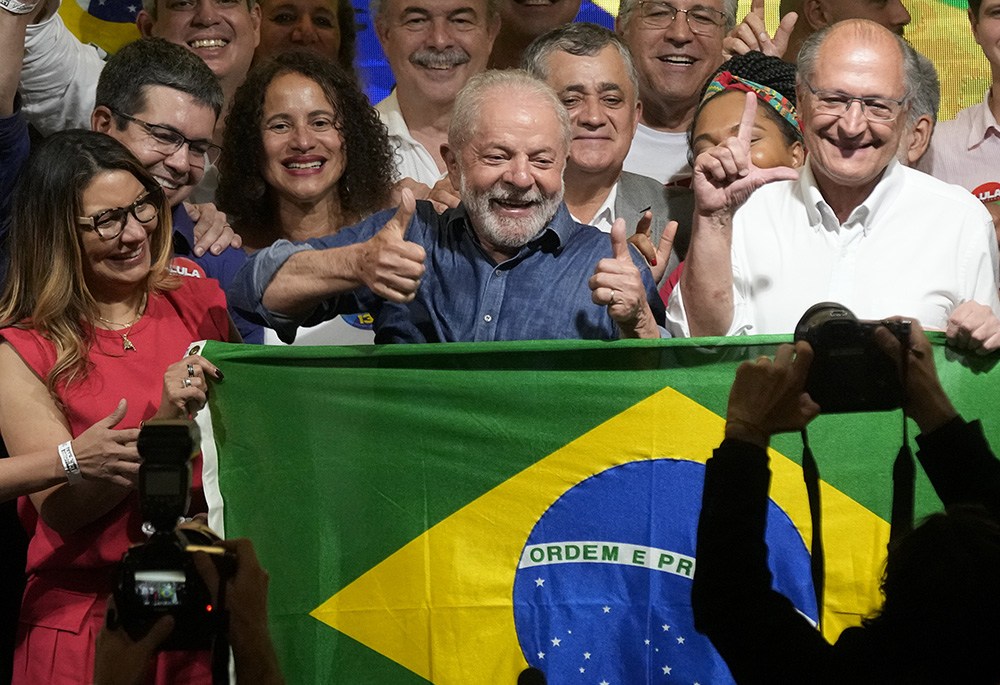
[
  {"x1": 115, "y1": 420, "x2": 234, "y2": 651},
  {"x1": 793, "y1": 302, "x2": 910, "y2": 413}
]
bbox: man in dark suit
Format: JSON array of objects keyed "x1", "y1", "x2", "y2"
[{"x1": 521, "y1": 22, "x2": 693, "y2": 281}]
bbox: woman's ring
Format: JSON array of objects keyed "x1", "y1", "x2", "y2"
[
  {"x1": 187, "y1": 364, "x2": 195, "y2": 377},
  {"x1": 183, "y1": 378, "x2": 192, "y2": 388}
]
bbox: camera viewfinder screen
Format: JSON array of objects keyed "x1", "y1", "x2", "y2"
[{"x1": 135, "y1": 570, "x2": 185, "y2": 607}]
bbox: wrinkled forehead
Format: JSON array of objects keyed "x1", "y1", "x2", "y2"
[
  {"x1": 380, "y1": 0, "x2": 489, "y2": 18},
  {"x1": 808, "y1": 32, "x2": 905, "y2": 96}
]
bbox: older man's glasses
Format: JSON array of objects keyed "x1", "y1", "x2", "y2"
[
  {"x1": 111, "y1": 109, "x2": 222, "y2": 166},
  {"x1": 78, "y1": 189, "x2": 162, "y2": 241},
  {"x1": 802, "y1": 78, "x2": 906, "y2": 123},
  {"x1": 635, "y1": 1, "x2": 726, "y2": 34}
]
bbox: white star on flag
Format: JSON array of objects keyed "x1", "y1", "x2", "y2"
[
  {"x1": 535, "y1": 578, "x2": 545, "y2": 587},
  {"x1": 662, "y1": 665, "x2": 671, "y2": 674},
  {"x1": 551, "y1": 638, "x2": 561, "y2": 647},
  {"x1": 603, "y1": 606, "x2": 611, "y2": 613},
  {"x1": 677, "y1": 637, "x2": 685, "y2": 644}
]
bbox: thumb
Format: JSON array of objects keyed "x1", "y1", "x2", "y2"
[
  {"x1": 610, "y1": 218, "x2": 630, "y2": 261},
  {"x1": 656, "y1": 220, "x2": 677, "y2": 267},
  {"x1": 381, "y1": 187, "x2": 416, "y2": 240},
  {"x1": 101, "y1": 398, "x2": 129, "y2": 428},
  {"x1": 138, "y1": 615, "x2": 175, "y2": 651},
  {"x1": 772, "y1": 11, "x2": 798, "y2": 56},
  {"x1": 757, "y1": 164, "x2": 800, "y2": 185}
]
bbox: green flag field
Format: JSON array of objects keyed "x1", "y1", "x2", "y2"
[{"x1": 197, "y1": 335, "x2": 999, "y2": 684}]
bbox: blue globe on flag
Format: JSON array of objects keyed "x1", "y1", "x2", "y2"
[{"x1": 512, "y1": 458, "x2": 818, "y2": 684}]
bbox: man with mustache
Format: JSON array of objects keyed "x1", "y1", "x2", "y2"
[
  {"x1": 228, "y1": 70, "x2": 666, "y2": 343},
  {"x1": 373, "y1": 0, "x2": 500, "y2": 186}
]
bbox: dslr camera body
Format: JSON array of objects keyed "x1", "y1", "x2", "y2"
[
  {"x1": 115, "y1": 420, "x2": 234, "y2": 650},
  {"x1": 793, "y1": 302, "x2": 910, "y2": 413}
]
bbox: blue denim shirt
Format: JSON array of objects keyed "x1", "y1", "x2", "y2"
[
  {"x1": 228, "y1": 201, "x2": 667, "y2": 344},
  {"x1": 171, "y1": 205, "x2": 263, "y2": 344}
]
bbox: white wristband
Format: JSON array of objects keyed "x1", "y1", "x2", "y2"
[
  {"x1": 58, "y1": 441, "x2": 83, "y2": 485},
  {"x1": 0, "y1": 0, "x2": 40, "y2": 14}
]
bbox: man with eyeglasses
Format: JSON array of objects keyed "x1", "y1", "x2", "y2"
[
  {"x1": 14, "y1": 0, "x2": 258, "y2": 138},
  {"x1": 89, "y1": 37, "x2": 262, "y2": 341},
  {"x1": 667, "y1": 19, "x2": 1000, "y2": 351},
  {"x1": 615, "y1": 0, "x2": 736, "y2": 185}
]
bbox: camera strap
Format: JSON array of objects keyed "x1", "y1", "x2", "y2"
[
  {"x1": 890, "y1": 414, "x2": 915, "y2": 543},
  {"x1": 800, "y1": 428, "x2": 824, "y2": 632}
]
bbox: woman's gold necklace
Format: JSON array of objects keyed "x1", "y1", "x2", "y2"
[{"x1": 96, "y1": 296, "x2": 146, "y2": 352}]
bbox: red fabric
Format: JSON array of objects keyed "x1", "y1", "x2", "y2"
[
  {"x1": 2, "y1": 276, "x2": 228, "y2": 685},
  {"x1": 659, "y1": 260, "x2": 685, "y2": 305}
]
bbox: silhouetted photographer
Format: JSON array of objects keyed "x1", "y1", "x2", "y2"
[{"x1": 693, "y1": 321, "x2": 1000, "y2": 684}]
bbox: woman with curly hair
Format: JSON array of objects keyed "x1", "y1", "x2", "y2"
[
  {"x1": 0, "y1": 130, "x2": 232, "y2": 684},
  {"x1": 218, "y1": 50, "x2": 395, "y2": 253}
]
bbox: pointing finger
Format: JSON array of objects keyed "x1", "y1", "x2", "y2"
[{"x1": 737, "y1": 90, "x2": 758, "y2": 150}]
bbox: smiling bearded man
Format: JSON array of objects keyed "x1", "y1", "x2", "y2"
[
  {"x1": 228, "y1": 70, "x2": 667, "y2": 344},
  {"x1": 669, "y1": 19, "x2": 1000, "y2": 354}
]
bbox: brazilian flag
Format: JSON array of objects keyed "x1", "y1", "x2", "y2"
[{"x1": 197, "y1": 335, "x2": 999, "y2": 684}]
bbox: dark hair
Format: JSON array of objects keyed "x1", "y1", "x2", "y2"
[
  {"x1": 0, "y1": 130, "x2": 176, "y2": 393},
  {"x1": 863, "y1": 505, "x2": 1000, "y2": 684},
  {"x1": 688, "y1": 51, "x2": 800, "y2": 166},
  {"x1": 521, "y1": 22, "x2": 638, "y2": 101},
  {"x1": 336, "y1": 0, "x2": 358, "y2": 76},
  {"x1": 95, "y1": 37, "x2": 224, "y2": 127},
  {"x1": 218, "y1": 51, "x2": 395, "y2": 235},
  {"x1": 970, "y1": 0, "x2": 983, "y2": 18}
]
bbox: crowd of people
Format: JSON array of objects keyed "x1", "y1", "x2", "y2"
[{"x1": 2, "y1": 0, "x2": 1000, "y2": 680}]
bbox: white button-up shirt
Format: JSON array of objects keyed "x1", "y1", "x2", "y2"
[
  {"x1": 668, "y1": 159, "x2": 1000, "y2": 336},
  {"x1": 376, "y1": 90, "x2": 447, "y2": 187}
]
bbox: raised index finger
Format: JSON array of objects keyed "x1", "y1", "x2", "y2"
[
  {"x1": 750, "y1": 0, "x2": 764, "y2": 17},
  {"x1": 737, "y1": 90, "x2": 758, "y2": 150}
]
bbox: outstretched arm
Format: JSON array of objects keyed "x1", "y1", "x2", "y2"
[
  {"x1": 679, "y1": 92, "x2": 798, "y2": 337},
  {"x1": 259, "y1": 189, "x2": 426, "y2": 316}
]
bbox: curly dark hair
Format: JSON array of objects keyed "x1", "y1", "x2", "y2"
[
  {"x1": 687, "y1": 51, "x2": 800, "y2": 167},
  {"x1": 218, "y1": 51, "x2": 395, "y2": 238}
]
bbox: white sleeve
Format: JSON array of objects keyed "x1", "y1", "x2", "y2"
[
  {"x1": 21, "y1": 6, "x2": 105, "y2": 135},
  {"x1": 960, "y1": 203, "x2": 1000, "y2": 319},
  {"x1": 665, "y1": 226, "x2": 753, "y2": 338}
]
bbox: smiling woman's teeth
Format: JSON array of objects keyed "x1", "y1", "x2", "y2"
[
  {"x1": 286, "y1": 161, "x2": 323, "y2": 169},
  {"x1": 190, "y1": 38, "x2": 228, "y2": 48}
]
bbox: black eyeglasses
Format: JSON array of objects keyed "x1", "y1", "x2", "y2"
[
  {"x1": 77, "y1": 187, "x2": 163, "y2": 241},
  {"x1": 635, "y1": 1, "x2": 726, "y2": 35},
  {"x1": 111, "y1": 109, "x2": 223, "y2": 166},
  {"x1": 801, "y1": 77, "x2": 907, "y2": 123}
]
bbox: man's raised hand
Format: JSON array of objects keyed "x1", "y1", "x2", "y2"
[
  {"x1": 692, "y1": 91, "x2": 798, "y2": 218},
  {"x1": 359, "y1": 188, "x2": 427, "y2": 302},
  {"x1": 590, "y1": 219, "x2": 660, "y2": 338},
  {"x1": 627, "y1": 212, "x2": 678, "y2": 283},
  {"x1": 723, "y1": 0, "x2": 797, "y2": 60}
]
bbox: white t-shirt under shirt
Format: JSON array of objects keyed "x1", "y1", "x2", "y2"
[{"x1": 622, "y1": 123, "x2": 692, "y2": 185}]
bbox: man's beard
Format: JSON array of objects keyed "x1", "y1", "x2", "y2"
[{"x1": 460, "y1": 176, "x2": 563, "y2": 251}]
